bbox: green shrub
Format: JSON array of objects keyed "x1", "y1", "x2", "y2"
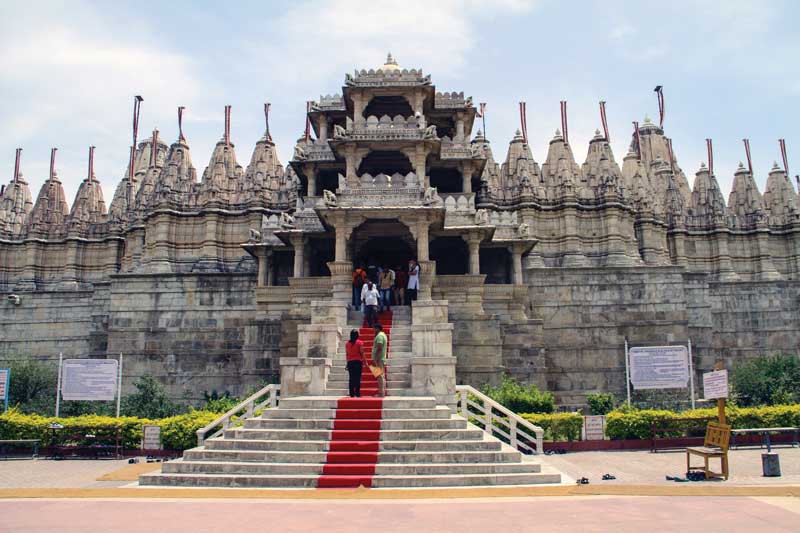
[
  {"x1": 482, "y1": 376, "x2": 555, "y2": 414},
  {"x1": 4, "y1": 359, "x2": 58, "y2": 415},
  {"x1": 202, "y1": 390, "x2": 240, "y2": 413},
  {"x1": 159, "y1": 410, "x2": 220, "y2": 451},
  {"x1": 0, "y1": 407, "x2": 222, "y2": 451},
  {"x1": 121, "y1": 375, "x2": 184, "y2": 419},
  {"x1": 605, "y1": 404, "x2": 800, "y2": 440},
  {"x1": 521, "y1": 412, "x2": 584, "y2": 441},
  {"x1": 731, "y1": 354, "x2": 800, "y2": 407},
  {"x1": 586, "y1": 393, "x2": 616, "y2": 415}
]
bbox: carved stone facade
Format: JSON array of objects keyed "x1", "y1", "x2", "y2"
[{"x1": 1, "y1": 56, "x2": 798, "y2": 407}]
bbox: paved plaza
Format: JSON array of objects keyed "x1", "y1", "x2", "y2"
[{"x1": 1, "y1": 496, "x2": 798, "y2": 532}]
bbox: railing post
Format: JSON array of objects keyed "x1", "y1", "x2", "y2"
[
  {"x1": 510, "y1": 418, "x2": 518, "y2": 449},
  {"x1": 460, "y1": 388, "x2": 468, "y2": 420},
  {"x1": 196, "y1": 430, "x2": 205, "y2": 447},
  {"x1": 270, "y1": 386, "x2": 278, "y2": 408},
  {"x1": 485, "y1": 401, "x2": 493, "y2": 438}
]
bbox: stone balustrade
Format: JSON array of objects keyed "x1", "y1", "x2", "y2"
[{"x1": 434, "y1": 91, "x2": 471, "y2": 109}]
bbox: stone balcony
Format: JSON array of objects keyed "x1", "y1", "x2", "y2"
[
  {"x1": 312, "y1": 94, "x2": 345, "y2": 112},
  {"x1": 294, "y1": 143, "x2": 336, "y2": 163},
  {"x1": 434, "y1": 91, "x2": 472, "y2": 109},
  {"x1": 333, "y1": 115, "x2": 438, "y2": 143},
  {"x1": 332, "y1": 172, "x2": 429, "y2": 208}
]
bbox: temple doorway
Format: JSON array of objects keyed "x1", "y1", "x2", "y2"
[{"x1": 351, "y1": 219, "x2": 415, "y2": 270}]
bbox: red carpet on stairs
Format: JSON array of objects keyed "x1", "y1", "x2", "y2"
[{"x1": 317, "y1": 397, "x2": 384, "y2": 488}]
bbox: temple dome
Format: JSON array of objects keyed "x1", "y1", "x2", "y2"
[{"x1": 380, "y1": 53, "x2": 401, "y2": 71}]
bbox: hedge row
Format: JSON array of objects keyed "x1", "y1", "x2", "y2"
[
  {"x1": 605, "y1": 404, "x2": 800, "y2": 440},
  {"x1": 0, "y1": 408, "x2": 220, "y2": 450},
  {"x1": 521, "y1": 412, "x2": 584, "y2": 441}
]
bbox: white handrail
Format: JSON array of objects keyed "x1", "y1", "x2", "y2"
[
  {"x1": 196, "y1": 384, "x2": 281, "y2": 446},
  {"x1": 455, "y1": 385, "x2": 544, "y2": 455}
]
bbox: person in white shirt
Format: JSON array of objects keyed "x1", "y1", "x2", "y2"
[
  {"x1": 361, "y1": 280, "x2": 380, "y2": 327},
  {"x1": 407, "y1": 259, "x2": 420, "y2": 302}
]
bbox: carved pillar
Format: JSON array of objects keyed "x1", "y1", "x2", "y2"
[
  {"x1": 461, "y1": 162, "x2": 472, "y2": 194},
  {"x1": 335, "y1": 224, "x2": 348, "y2": 262},
  {"x1": 318, "y1": 115, "x2": 328, "y2": 143},
  {"x1": 345, "y1": 145, "x2": 357, "y2": 187},
  {"x1": 305, "y1": 164, "x2": 317, "y2": 197},
  {"x1": 414, "y1": 145, "x2": 428, "y2": 189},
  {"x1": 510, "y1": 244, "x2": 524, "y2": 284},
  {"x1": 455, "y1": 112, "x2": 465, "y2": 143},
  {"x1": 290, "y1": 234, "x2": 305, "y2": 278},
  {"x1": 353, "y1": 91, "x2": 365, "y2": 126},
  {"x1": 257, "y1": 249, "x2": 272, "y2": 287},
  {"x1": 416, "y1": 219, "x2": 430, "y2": 261},
  {"x1": 464, "y1": 234, "x2": 481, "y2": 275}
]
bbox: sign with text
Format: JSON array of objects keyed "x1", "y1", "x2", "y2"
[
  {"x1": 583, "y1": 415, "x2": 606, "y2": 441},
  {"x1": 629, "y1": 345, "x2": 689, "y2": 390},
  {"x1": 142, "y1": 425, "x2": 163, "y2": 450},
  {"x1": 703, "y1": 369, "x2": 729, "y2": 400},
  {"x1": 0, "y1": 368, "x2": 9, "y2": 409},
  {"x1": 61, "y1": 359, "x2": 118, "y2": 401}
]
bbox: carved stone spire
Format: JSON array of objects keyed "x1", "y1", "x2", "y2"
[
  {"x1": 69, "y1": 146, "x2": 107, "y2": 229},
  {"x1": 499, "y1": 129, "x2": 541, "y2": 201},
  {"x1": 541, "y1": 129, "x2": 582, "y2": 195},
  {"x1": 0, "y1": 149, "x2": 34, "y2": 237},
  {"x1": 763, "y1": 161, "x2": 799, "y2": 221},
  {"x1": 26, "y1": 149, "x2": 69, "y2": 238},
  {"x1": 134, "y1": 130, "x2": 169, "y2": 210},
  {"x1": 632, "y1": 117, "x2": 692, "y2": 206},
  {"x1": 727, "y1": 162, "x2": 764, "y2": 218},
  {"x1": 689, "y1": 162, "x2": 728, "y2": 221},
  {"x1": 198, "y1": 136, "x2": 244, "y2": 206},
  {"x1": 582, "y1": 130, "x2": 625, "y2": 200},
  {"x1": 108, "y1": 137, "x2": 157, "y2": 221},
  {"x1": 242, "y1": 134, "x2": 285, "y2": 208},
  {"x1": 149, "y1": 134, "x2": 197, "y2": 209}
]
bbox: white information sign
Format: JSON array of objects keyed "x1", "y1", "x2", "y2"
[
  {"x1": 142, "y1": 425, "x2": 163, "y2": 450},
  {"x1": 61, "y1": 359, "x2": 119, "y2": 401},
  {"x1": 0, "y1": 368, "x2": 9, "y2": 400},
  {"x1": 583, "y1": 415, "x2": 606, "y2": 441},
  {"x1": 703, "y1": 369, "x2": 729, "y2": 400},
  {"x1": 629, "y1": 345, "x2": 689, "y2": 390}
]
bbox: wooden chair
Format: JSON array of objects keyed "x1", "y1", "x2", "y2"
[{"x1": 686, "y1": 422, "x2": 731, "y2": 480}]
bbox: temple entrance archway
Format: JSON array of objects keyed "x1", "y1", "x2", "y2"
[{"x1": 351, "y1": 219, "x2": 415, "y2": 270}]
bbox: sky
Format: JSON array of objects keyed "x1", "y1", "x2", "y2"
[{"x1": 1, "y1": 0, "x2": 799, "y2": 206}]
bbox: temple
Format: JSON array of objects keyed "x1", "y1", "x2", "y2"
[{"x1": 1, "y1": 55, "x2": 799, "y2": 408}]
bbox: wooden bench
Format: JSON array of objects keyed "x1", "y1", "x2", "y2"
[
  {"x1": 686, "y1": 422, "x2": 730, "y2": 480},
  {"x1": 731, "y1": 427, "x2": 799, "y2": 451},
  {"x1": 0, "y1": 439, "x2": 40, "y2": 459}
]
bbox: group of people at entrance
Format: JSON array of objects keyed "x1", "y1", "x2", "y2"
[
  {"x1": 345, "y1": 326, "x2": 387, "y2": 397},
  {"x1": 352, "y1": 259, "x2": 420, "y2": 327}
]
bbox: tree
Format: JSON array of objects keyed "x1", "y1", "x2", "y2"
[
  {"x1": 731, "y1": 354, "x2": 800, "y2": 407},
  {"x1": 121, "y1": 375, "x2": 184, "y2": 419},
  {"x1": 5, "y1": 359, "x2": 58, "y2": 415}
]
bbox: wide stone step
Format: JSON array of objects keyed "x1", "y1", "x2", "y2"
[
  {"x1": 205, "y1": 437, "x2": 501, "y2": 452},
  {"x1": 260, "y1": 406, "x2": 452, "y2": 420},
  {"x1": 181, "y1": 448, "x2": 521, "y2": 464},
  {"x1": 243, "y1": 416, "x2": 469, "y2": 431},
  {"x1": 160, "y1": 460, "x2": 541, "y2": 476},
  {"x1": 224, "y1": 427, "x2": 486, "y2": 442},
  {"x1": 140, "y1": 470, "x2": 559, "y2": 489},
  {"x1": 277, "y1": 397, "x2": 435, "y2": 410}
]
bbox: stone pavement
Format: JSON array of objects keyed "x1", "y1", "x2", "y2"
[
  {"x1": 1, "y1": 496, "x2": 798, "y2": 532},
  {"x1": 540, "y1": 447, "x2": 800, "y2": 485},
  {"x1": 0, "y1": 459, "x2": 132, "y2": 488}
]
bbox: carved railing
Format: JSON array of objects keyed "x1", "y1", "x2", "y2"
[
  {"x1": 346, "y1": 69, "x2": 431, "y2": 87},
  {"x1": 435, "y1": 91, "x2": 471, "y2": 109},
  {"x1": 313, "y1": 94, "x2": 345, "y2": 111},
  {"x1": 456, "y1": 385, "x2": 544, "y2": 455},
  {"x1": 196, "y1": 384, "x2": 281, "y2": 446}
]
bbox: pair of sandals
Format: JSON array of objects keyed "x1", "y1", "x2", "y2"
[{"x1": 575, "y1": 474, "x2": 616, "y2": 485}]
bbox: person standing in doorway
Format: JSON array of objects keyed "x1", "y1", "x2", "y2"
[
  {"x1": 394, "y1": 264, "x2": 407, "y2": 306},
  {"x1": 345, "y1": 329, "x2": 366, "y2": 398},
  {"x1": 378, "y1": 264, "x2": 394, "y2": 312},
  {"x1": 361, "y1": 280, "x2": 380, "y2": 327},
  {"x1": 366, "y1": 260, "x2": 379, "y2": 285},
  {"x1": 352, "y1": 266, "x2": 367, "y2": 310},
  {"x1": 407, "y1": 258, "x2": 420, "y2": 302},
  {"x1": 372, "y1": 323, "x2": 388, "y2": 397}
]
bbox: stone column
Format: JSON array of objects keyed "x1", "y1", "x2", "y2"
[
  {"x1": 510, "y1": 244, "x2": 524, "y2": 284},
  {"x1": 335, "y1": 224, "x2": 348, "y2": 262},
  {"x1": 414, "y1": 145, "x2": 428, "y2": 189},
  {"x1": 305, "y1": 164, "x2": 317, "y2": 197},
  {"x1": 461, "y1": 162, "x2": 472, "y2": 194},
  {"x1": 256, "y1": 249, "x2": 272, "y2": 287},
  {"x1": 465, "y1": 234, "x2": 481, "y2": 275},
  {"x1": 455, "y1": 112, "x2": 465, "y2": 143},
  {"x1": 417, "y1": 220, "x2": 429, "y2": 261},
  {"x1": 318, "y1": 115, "x2": 328, "y2": 143},
  {"x1": 353, "y1": 91, "x2": 365, "y2": 126},
  {"x1": 345, "y1": 146, "x2": 357, "y2": 188},
  {"x1": 290, "y1": 234, "x2": 305, "y2": 278}
]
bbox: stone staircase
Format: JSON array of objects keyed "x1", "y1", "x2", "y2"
[{"x1": 139, "y1": 306, "x2": 562, "y2": 489}]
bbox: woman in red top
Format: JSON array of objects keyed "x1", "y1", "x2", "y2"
[{"x1": 345, "y1": 329, "x2": 366, "y2": 397}]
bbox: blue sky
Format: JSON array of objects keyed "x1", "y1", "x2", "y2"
[{"x1": 1, "y1": 0, "x2": 798, "y2": 205}]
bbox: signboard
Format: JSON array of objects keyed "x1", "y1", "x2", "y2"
[
  {"x1": 142, "y1": 425, "x2": 162, "y2": 450},
  {"x1": 703, "y1": 369, "x2": 729, "y2": 400},
  {"x1": 0, "y1": 368, "x2": 9, "y2": 411},
  {"x1": 629, "y1": 345, "x2": 689, "y2": 390},
  {"x1": 61, "y1": 359, "x2": 119, "y2": 401},
  {"x1": 583, "y1": 415, "x2": 605, "y2": 441}
]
